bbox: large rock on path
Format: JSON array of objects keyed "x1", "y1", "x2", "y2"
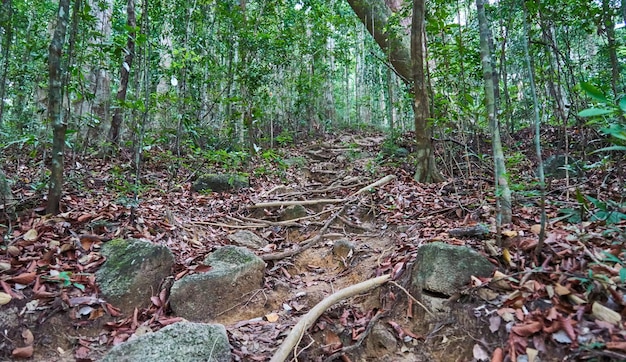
[
  {"x1": 96, "y1": 239, "x2": 174, "y2": 314},
  {"x1": 170, "y1": 246, "x2": 265, "y2": 322},
  {"x1": 101, "y1": 322, "x2": 231, "y2": 362}
]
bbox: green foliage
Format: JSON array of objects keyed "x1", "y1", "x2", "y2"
[
  {"x1": 556, "y1": 189, "x2": 626, "y2": 225},
  {"x1": 42, "y1": 270, "x2": 85, "y2": 291},
  {"x1": 275, "y1": 130, "x2": 293, "y2": 146},
  {"x1": 579, "y1": 82, "x2": 626, "y2": 153}
]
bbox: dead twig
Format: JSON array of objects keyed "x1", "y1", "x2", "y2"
[{"x1": 269, "y1": 274, "x2": 391, "y2": 362}]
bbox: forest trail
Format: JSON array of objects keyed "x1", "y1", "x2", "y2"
[{"x1": 1, "y1": 130, "x2": 625, "y2": 361}]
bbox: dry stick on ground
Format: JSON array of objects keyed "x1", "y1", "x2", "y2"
[
  {"x1": 322, "y1": 310, "x2": 389, "y2": 362},
  {"x1": 260, "y1": 176, "x2": 396, "y2": 262},
  {"x1": 248, "y1": 199, "x2": 345, "y2": 209},
  {"x1": 269, "y1": 274, "x2": 391, "y2": 362}
]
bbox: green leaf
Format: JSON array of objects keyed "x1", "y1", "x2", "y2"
[
  {"x1": 73, "y1": 283, "x2": 85, "y2": 292},
  {"x1": 620, "y1": 97, "x2": 626, "y2": 113},
  {"x1": 578, "y1": 108, "x2": 613, "y2": 117},
  {"x1": 580, "y1": 82, "x2": 609, "y2": 103},
  {"x1": 591, "y1": 145, "x2": 626, "y2": 154},
  {"x1": 620, "y1": 268, "x2": 626, "y2": 284}
]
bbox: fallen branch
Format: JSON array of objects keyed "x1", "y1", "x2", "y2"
[
  {"x1": 248, "y1": 199, "x2": 345, "y2": 209},
  {"x1": 269, "y1": 274, "x2": 391, "y2": 362}
]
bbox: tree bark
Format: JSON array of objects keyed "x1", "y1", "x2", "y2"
[
  {"x1": 0, "y1": 0, "x2": 13, "y2": 127},
  {"x1": 108, "y1": 0, "x2": 136, "y2": 145},
  {"x1": 46, "y1": 0, "x2": 71, "y2": 215},
  {"x1": 411, "y1": 0, "x2": 442, "y2": 182},
  {"x1": 476, "y1": 0, "x2": 511, "y2": 224},
  {"x1": 345, "y1": 0, "x2": 412, "y2": 83},
  {"x1": 347, "y1": 0, "x2": 442, "y2": 182}
]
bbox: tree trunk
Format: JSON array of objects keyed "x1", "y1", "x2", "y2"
[
  {"x1": 46, "y1": 0, "x2": 71, "y2": 215},
  {"x1": 0, "y1": 0, "x2": 13, "y2": 127},
  {"x1": 347, "y1": 0, "x2": 442, "y2": 182},
  {"x1": 345, "y1": 0, "x2": 412, "y2": 83},
  {"x1": 602, "y1": 0, "x2": 621, "y2": 97},
  {"x1": 411, "y1": 0, "x2": 442, "y2": 183},
  {"x1": 108, "y1": 0, "x2": 136, "y2": 145},
  {"x1": 476, "y1": 0, "x2": 511, "y2": 224}
]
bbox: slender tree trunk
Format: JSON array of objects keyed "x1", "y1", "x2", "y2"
[
  {"x1": 0, "y1": 0, "x2": 13, "y2": 127},
  {"x1": 476, "y1": 0, "x2": 512, "y2": 224},
  {"x1": 412, "y1": 0, "x2": 443, "y2": 183},
  {"x1": 603, "y1": 0, "x2": 621, "y2": 97},
  {"x1": 522, "y1": 1, "x2": 547, "y2": 258},
  {"x1": 46, "y1": 0, "x2": 71, "y2": 215},
  {"x1": 108, "y1": 0, "x2": 136, "y2": 145}
]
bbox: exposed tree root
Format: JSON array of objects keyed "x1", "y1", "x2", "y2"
[{"x1": 269, "y1": 274, "x2": 391, "y2": 362}]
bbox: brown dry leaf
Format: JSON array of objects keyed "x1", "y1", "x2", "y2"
[
  {"x1": 477, "y1": 288, "x2": 498, "y2": 301},
  {"x1": 0, "y1": 292, "x2": 11, "y2": 305},
  {"x1": 265, "y1": 312, "x2": 279, "y2": 323},
  {"x1": 23, "y1": 229, "x2": 38, "y2": 242},
  {"x1": 21, "y1": 329, "x2": 34, "y2": 345},
  {"x1": 511, "y1": 320, "x2": 543, "y2": 337},
  {"x1": 7, "y1": 245, "x2": 20, "y2": 256},
  {"x1": 530, "y1": 224, "x2": 542, "y2": 235},
  {"x1": 526, "y1": 348, "x2": 538, "y2": 362},
  {"x1": 491, "y1": 347, "x2": 504, "y2": 362},
  {"x1": 554, "y1": 284, "x2": 570, "y2": 296},
  {"x1": 491, "y1": 271, "x2": 513, "y2": 290},
  {"x1": 10, "y1": 272, "x2": 36, "y2": 285},
  {"x1": 502, "y1": 229, "x2": 517, "y2": 238},
  {"x1": 592, "y1": 302, "x2": 621, "y2": 325},
  {"x1": 606, "y1": 341, "x2": 626, "y2": 352},
  {"x1": 11, "y1": 345, "x2": 33, "y2": 358}
]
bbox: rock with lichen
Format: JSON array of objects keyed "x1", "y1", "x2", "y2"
[
  {"x1": 169, "y1": 246, "x2": 265, "y2": 322},
  {"x1": 96, "y1": 239, "x2": 174, "y2": 314}
]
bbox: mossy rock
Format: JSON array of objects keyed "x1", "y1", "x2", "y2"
[
  {"x1": 169, "y1": 246, "x2": 265, "y2": 322},
  {"x1": 192, "y1": 173, "x2": 249, "y2": 193},
  {"x1": 102, "y1": 322, "x2": 231, "y2": 362},
  {"x1": 96, "y1": 239, "x2": 174, "y2": 314},
  {"x1": 411, "y1": 242, "x2": 495, "y2": 297}
]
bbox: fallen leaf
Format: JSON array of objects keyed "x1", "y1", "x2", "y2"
[
  {"x1": 0, "y1": 292, "x2": 11, "y2": 305},
  {"x1": 554, "y1": 284, "x2": 570, "y2": 296},
  {"x1": 489, "y1": 315, "x2": 501, "y2": 333},
  {"x1": 502, "y1": 229, "x2": 517, "y2": 238},
  {"x1": 473, "y1": 344, "x2": 489, "y2": 361},
  {"x1": 491, "y1": 347, "x2": 504, "y2": 362},
  {"x1": 511, "y1": 320, "x2": 543, "y2": 337},
  {"x1": 526, "y1": 347, "x2": 538, "y2": 362},
  {"x1": 11, "y1": 345, "x2": 33, "y2": 358},
  {"x1": 21, "y1": 329, "x2": 34, "y2": 345},
  {"x1": 530, "y1": 224, "x2": 542, "y2": 235},
  {"x1": 592, "y1": 301, "x2": 621, "y2": 325},
  {"x1": 606, "y1": 341, "x2": 626, "y2": 352},
  {"x1": 10, "y1": 272, "x2": 36, "y2": 285},
  {"x1": 265, "y1": 312, "x2": 279, "y2": 323},
  {"x1": 23, "y1": 229, "x2": 38, "y2": 242}
]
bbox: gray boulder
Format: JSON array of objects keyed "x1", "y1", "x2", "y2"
[
  {"x1": 169, "y1": 246, "x2": 265, "y2": 322},
  {"x1": 280, "y1": 204, "x2": 307, "y2": 221},
  {"x1": 96, "y1": 239, "x2": 174, "y2": 314},
  {"x1": 544, "y1": 154, "x2": 581, "y2": 178},
  {"x1": 411, "y1": 242, "x2": 495, "y2": 300},
  {"x1": 101, "y1": 322, "x2": 231, "y2": 362},
  {"x1": 227, "y1": 230, "x2": 268, "y2": 249},
  {"x1": 192, "y1": 173, "x2": 249, "y2": 193}
]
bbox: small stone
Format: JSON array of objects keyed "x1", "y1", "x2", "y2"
[{"x1": 332, "y1": 240, "x2": 354, "y2": 259}]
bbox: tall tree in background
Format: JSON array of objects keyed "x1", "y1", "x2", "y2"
[
  {"x1": 0, "y1": 0, "x2": 12, "y2": 128},
  {"x1": 476, "y1": 0, "x2": 511, "y2": 223},
  {"x1": 46, "y1": 0, "x2": 72, "y2": 214},
  {"x1": 347, "y1": 0, "x2": 442, "y2": 182},
  {"x1": 108, "y1": 0, "x2": 136, "y2": 146},
  {"x1": 411, "y1": 0, "x2": 442, "y2": 182}
]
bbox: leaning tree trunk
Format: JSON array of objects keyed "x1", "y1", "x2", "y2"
[
  {"x1": 46, "y1": 0, "x2": 71, "y2": 215},
  {"x1": 347, "y1": 0, "x2": 442, "y2": 182},
  {"x1": 411, "y1": 0, "x2": 442, "y2": 182},
  {"x1": 108, "y1": 0, "x2": 136, "y2": 146},
  {"x1": 476, "y1": 0, "x2": 512, "y2": 224}
]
